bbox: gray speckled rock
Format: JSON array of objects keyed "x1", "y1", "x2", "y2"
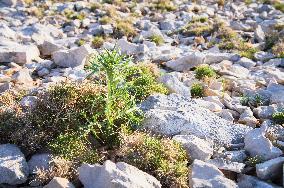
[
  {"x1": 52, "y1": 45, "x2": 93, "y2": 68},
  {"x1": 173, "y1": 135, "x2": 213, "y2": 161},
  {"x1": 0, "y1": 144, "x2": 29, "y2": 185},
  {"x1": 140, "y1": 94, "x2": 252, "y2": 146},
  {"x1": 256, "y1": 157, "x2": 284, "y2": 180},
  {"x1": 238, "y1": 174, "x2": 281, "y2": 188},
  {"x1": 78, "y1": 160, "x2": 161, "y2": 188},
  {"x1": 244, "y1": 128, "x2": 282, "y2": 161},
  {"x1": 189, "y1": 159, "x2": 238, "y2": 188}
]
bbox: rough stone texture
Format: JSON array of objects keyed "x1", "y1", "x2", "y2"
[
  {"x1": 165, "y1": 52, "x2": 206, "y2": 71},
  {"x1": 256, "y1": 157, "x2": 284, "y2": 180},
  {"x1": 78, "y1": 160, "x2": 161, "y2": 188},
  {"x1": 52, "y1": 45, "x2": 93, "y2": 68},
  {"x1": 173, "y1": 135, "x2": 213, "y2": 161},
  {"x1": 221, "y1": 150, "x2": 247, "y2": 163},
  {"x1": 39, "y1": 41, "x2": 65, "y2": 56},
  {"x1": 44, "y1": 177, "x2": 75, "y2": 188},
  {"x1": 238, "y1": 174, "x2": 281, "y2": 188},
  {"x1": 0, "y1": 45, "x2": 40, "y2": 64},
  {"x1": 244, "y1": 128, "x2": 282, "y2": 161},
  {"x1": 12, "y1": 68, "x2": 33, "y2": 85},
  {"x1": 28, "y1": 153, "x2": 52, "y2": 174},
  {"x1": 207, "y1": 158, "x2": 245, "y2": 173},
  {"x1": 141, "y1": 94, "x2": 252, "y2": 146},
  {"x1": 189, "y1": 159, "x2": 238, "y2": 188},
  {"x1": 20, "y1": 96, "x2": 38, "y2": 109},
  {"x1": 0, "y1": 144, "x2": 29, "y2": 185},
  {"x1": 158, "y1": 73, "x2": 190, "y2": 97}
]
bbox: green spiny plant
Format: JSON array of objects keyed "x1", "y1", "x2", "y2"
[
  {"x1": 149, "y1": 35, "x2": 164, "y2": 46},
  {"x1": 272, "y1": 111, "x2": 284, "y2": 124},
  {"x1": 194, "y1": 65, "x2": 216, "y2": 80},
  {"x1": 190, "y1": 83, "x2": 204, "y2": 98},
  {"x1": 88, "y1": 49, "x2": 142, "y2": 147}
]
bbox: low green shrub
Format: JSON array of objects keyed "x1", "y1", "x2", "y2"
[
  {"x1": 123, "y1": 63, "x2": 168, "y2": 102},
  {"x1": 272, "y1": 111, "x2": 284, "y2": 124},
  {"x1": 149, "y1": 35, "x2": 164, "y2": 46},
  {"x1": 190, "y1": 83, "x2": 204, "y2": 98},
  {"x1": 92, "y1": 36, "x2": 104, "y2": 49},
  {"x1": 49, "y1": 131, "x2": 101, "y2": 163},
  {"x1": 119, "y1": 132, "x2": 189, "y2": 188},
  {"x1": 194, "y1": 65, "x2": 216, "y2": 80}
]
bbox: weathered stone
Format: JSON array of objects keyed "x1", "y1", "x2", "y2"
[
  {"x1": 173, "y1": 135, "x2": 213, "y2": 161},
  {"x1": 244, "y1": 128, "x2": 282, "y2": 160},
  {"x1": 12, "y1": 68, "x2": 33, "y2": 84},
  {"x1": 238, "y1": 174, "x2": 281, "y2": 188},
  {"x1": 78, "y1": 160, "x2": 161, "y2": 188},
  {"x1": 158, "y1": 73, "x2": 190, "y2": 97},
  {"x1": 256, "y1": 157, "x2": 284, "y2": 180},
  {"x1": 39, "y1": 41, "x2": 64, "y2": 57},
  {"x1": 28, "y1": 153, "x2": 52, "y2": 174},
  {"x1": 52, "y1": 45, "x2": 93, "y2": 68},
  {"x1": 207, "y1": 158, "x2": 245, "y2": 173},
  {"x1": 20, "y1": 96, "x2": 37, "y2": 109},
  {"x1": 0, "y1": 144, "x2": 29, "y2": 185},
  {"x1": 141, "y1": 94, "x2": 252, "y2": 146},
  {"x1": 189, "y1": 159, "x2": 238, "y2": 188},
  {"x1": 0, "y1": 45, "x2": 40, "y2": 64}
]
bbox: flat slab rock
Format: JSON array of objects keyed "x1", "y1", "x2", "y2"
[
  {"x1": 0, "y1": 144, "x2": 29, "y2": 185},
  {"x1": 78, "y1": 160, "x2": 161, "y2": 188},
  {"x1": 140, "y1": 94, "x2": 252, "y2": 146}
]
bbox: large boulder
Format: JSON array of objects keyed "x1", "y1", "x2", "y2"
[
  {"x1": 39, "y1": 41, "x2": 65, "y2": 57},
  {"x1": 78, "y1": 160, "x2": 161, "y2": 188},
  {"x1": 173, "y1": 135, "x2": 213, "y2": 161},
  {"x1": 189, "y1": 159, "x2": 238, "y2": 188},
  {"x1": 28, "y1": 153, "x2": 53, "y2": 175},
  {"x1": 0, "y1": 45, "x2": 40, "y2": 64},
  {"x1": 237, "y1": 174, "x2": 281, "y2": 188},
  {"x1": 165, "y1": 52, "x2": 235, "y2": 71},
  {"x1": 140, "y1": 94, "x2": 252, "y2": 146},
  {"x1": 52, "y1": 45, "x2": 93, "y2": 68},
  {"x1": 0, "y1": 144, "x2": 29, "y2": 185},
  {"x1": 244, "y1": 128, "x2": 282, "y2": 161},
  {"x1": 256, "y1": 157, "x2": 284, "y2": 180}
]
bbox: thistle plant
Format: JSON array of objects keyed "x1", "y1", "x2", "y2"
[{"x1": 88, "y1": 49, "x2": 142, "y2": 147}]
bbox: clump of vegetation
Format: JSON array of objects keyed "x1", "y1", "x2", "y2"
[
  {"x1": 49, "y1": 132, "x2": 101, "y2": 163},
  {"x1": 123, "y1": 63, "x2": 168, "y2": 102},
  {"x1": 272, "y1": 40, "x2": 284, "y2": 58},
  {"x1": 149, "y1": 35, "x2": 164, "y2": 45},
  {"x1": 240, "y1": 94, "x2": 266, "y2": 108},
  {"x1": 99, "y1": 16, "x2": 112, "y2": 25},
  {"x1": 119, "y1": 132, "x2": 189, "y2": 188},
  {"x1": 152, "y1": 0, "x2": 177, "y2": 12},
  {"x1": 181, "y1": 17, "x2": 214, "y2": 37},
  {"x1": 274, "y1": 1, "x2": 284, "y2": 12},
  {"x1": 64, "y1": 9, "x2": 85, "y2": 20},
  {"x1": 75, "y1": 39, "x2": 86, "y2": 46},
  {"x1": 90, "y1": 2, "x2": 102, "y2": 12},
  {"x1": 246, "y1": 156, "x2": 263, "y2": 167},
  {"x1": 272, "y1": 111, "x2": 284, "y2": 124},
  {"x1": 114, "y1": 20, "x2": 137, "y2": 38},
  {"x1": 190, "y1": 83, "x2": 204, "y2": 98},
  {"x1": 0, "y1": 49, "x2": 168, "y2": 158},
  {"x1": 194, "y1": 65, "x2": 216, "y2": 80},
  {"x1": 30, "y1": 157, "x2": 77, "y2": 186},
  {"x1": 92, "y1": 36, "x2": 104, "y2": 49},
  {"x1": 238, "y1": 42, "x2": 259, "y2": 59}
]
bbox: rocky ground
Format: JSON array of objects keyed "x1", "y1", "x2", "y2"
[{"x1": 0, "y1": 0, "x2": 284, "y2": 187}]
